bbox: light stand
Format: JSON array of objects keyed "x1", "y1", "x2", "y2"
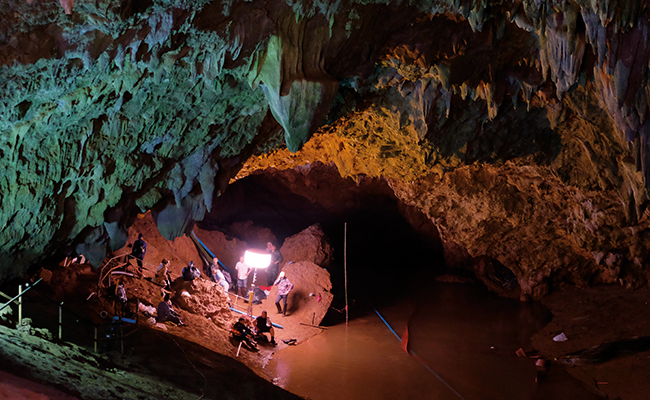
[{"x1": 243, "y1": 250, "x2": 271, "y2": 315}]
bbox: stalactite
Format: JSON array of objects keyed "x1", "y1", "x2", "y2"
[
  {"x1": 592, "y1": 16, "x2": 650, "y2": 139},
  {"x1": 539, "y1": 7, "x2": 586, "y2": 98},
  {"x1": 248, "y1": 11, "x2": 340, "y2": 152},
  {"x1": 639, "y1": 120, "x2": 650, "y2": 193},
  {"x1": 475, "y1": 80, "x2": 498, "y2": 119}
]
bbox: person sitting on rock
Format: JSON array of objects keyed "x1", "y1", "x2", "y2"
[
  {"x1": 182, "y1": 261, "x2": 200, "y2": 281},
  {"x1": 156, "y1": 293, "x2": 183, "y2": 325},
  {"x1": 232, "y1": 317, "x2": 257, "y2": 350},
  {"x1": 273, "y1": 271, "x2": 294, "y2": 316},
  {"x1": 213, "y1": 266, "x2": 229, "y2": 291},
  {"x1": 211, "y1": 257, "x2": 229, "y2": 292},
  {"x1": 255, "y1": 310, "x2": 277, "y2": 345}
]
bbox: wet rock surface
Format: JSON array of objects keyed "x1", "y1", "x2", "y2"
[
  {"x1": 0, "y1": 321, "x2": 302, "y2": 400},
  {"x1": 531, "y1": 285, "x2": 650, "y2": 400}
]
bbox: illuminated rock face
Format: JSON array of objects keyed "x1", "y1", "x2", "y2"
[{"x1": 1, "y1": 0, "x2": 650, "y2": 298}]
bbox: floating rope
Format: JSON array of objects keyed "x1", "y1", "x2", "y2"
[
  {"x1": 373, "y1": 308, "x2": 467, "y2": 400},
  {"x1": 169, "y1": 335, "x2": 207, "y2": 400}
]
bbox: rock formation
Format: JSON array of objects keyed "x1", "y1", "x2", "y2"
[
  {"x1": 276, "y1": 260, "x2": 333, "y2": 322},
  {"x1": 172, "y1": 278, "x2": 234, "y2": 330},
  {"x1": 1, "y1": 0, "x2": 650, "y2": 301},
  {"x1": 280, "y1": 224, "x2": 333, "y2": 270}
]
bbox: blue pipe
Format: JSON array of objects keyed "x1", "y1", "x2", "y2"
[
  {"x1": 113, "y1": 316, "x2": 137, "y2": 324},
  {"x1": 374, "y1": 308, "x2": 402, "y2": 342},
  {"x1": 374, "y1": 308, "x2": 467, "y2": 400},
  {"x1": 191, "y1": 231, "x2": 232, "y2": 275},
  {"x1": 229, "y1": 307, "x2": 284, "y2": 329}
]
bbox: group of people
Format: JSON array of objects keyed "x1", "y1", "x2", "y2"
[
  {"x1": 234, "y1": 242, "x2": 293, "y2": 316},
  {"x1": 129, "y1": 235, "x2": 295, "y2": 331},
  {"x1": 231, "y1": 310, "x2": 277, "y2": 349}
]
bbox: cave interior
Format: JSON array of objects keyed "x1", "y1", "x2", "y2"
[{"x1": 2, "y1": 0, "x2": 650, "y2": 398}]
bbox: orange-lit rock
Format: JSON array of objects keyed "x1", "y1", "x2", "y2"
[
  {"x1": 58, "y1": 0, "x2": 74, "y2": 14},
  {"x1": 280, "y1": 224, "x2": 333, "y2": 269}
]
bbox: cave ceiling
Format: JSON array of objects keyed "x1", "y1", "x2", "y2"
[{"x1": 1, "y1": 0, "x2": 650, "y2": 299}]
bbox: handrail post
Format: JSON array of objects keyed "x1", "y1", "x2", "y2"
[
  {"x1": 0, "y1": 279, "x2": 42, "y2": 315},
  {"x1": 344, "y1": 222, "x2": 349, "y2": 327},
  {"x1": 18, "y1": 284, "x2": 22, "y2": 326},
  {"x1": 94, "y1": 327, "x2": 98, "y2": 353},
  {"x1": 58, "y1": 303, "x2": 63, "y2": 340}
]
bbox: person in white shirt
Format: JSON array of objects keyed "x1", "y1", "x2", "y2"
[{"x1": 235, "y1": 256, "x2": 251, "y2": 297}]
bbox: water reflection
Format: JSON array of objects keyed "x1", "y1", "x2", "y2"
[
  {"x1": 268, "y1": 282, "x2": 601, "y2": 400},
  {"x1": 270, "y1": 312, "x2": 462, "y2": 399}
]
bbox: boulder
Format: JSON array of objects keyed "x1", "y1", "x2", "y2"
[
  {"x1": 272, "y1": 261, "x2": 333, "y2": 326},
  {"x1": 473, "y1": 256, "x2": 521, "y2": 299},
  {"x1": 280, "y1": 224, "x2": 333, "y2": 269},
  {"x1": 172, "y1": 278, "x2": 234, "y2": 330}
]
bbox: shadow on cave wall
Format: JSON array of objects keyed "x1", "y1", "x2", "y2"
[
  {"x1": 198, "y1": 163, "x2": 447, "y2": 304},
  {"x1": 427, "y1": 95, "x2": 563, "y2": 166}
]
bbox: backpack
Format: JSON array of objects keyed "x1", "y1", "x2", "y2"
[
  {"x1": 223, "y1": 270, "x2": 233, "y2": 285},
  {"x1": 183, "y1": 266, "x2": 200, "y2": 281}
]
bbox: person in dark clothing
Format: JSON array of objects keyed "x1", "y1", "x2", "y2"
[
  {"x1": 182, "y1": 261, "x2": 201, "y2": 281},
  {"x1": 255, "y1": 310, "x2": 277, "y2": 345},
  {"x1": 266, "y1": 242, "x2": 283, "y2": 286},
  {"x1": 232, "y1": 317, "x2": 257, "y2": 349},
  {"x1": 157, "y1": 293, "x2": 183, "y2": 325},
  {"x1": 131, "y1": 234, "x2": 147, "y2": 276}
]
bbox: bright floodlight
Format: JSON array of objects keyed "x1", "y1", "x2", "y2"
[{"x1": 244, "y1": 250, "x2": 271, "y2": 269}]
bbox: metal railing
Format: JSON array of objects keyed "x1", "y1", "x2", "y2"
[
  {"x1": 97, "y1": 252, "x2": 159, "y2": 289},
  {"x1": 1, "y1": 278, "x2": 139, "y2": 354},
  {"x1": 0, "y1": 279, "x2": 43, "y2": 325},
  {"x1": 98, "y1": 251, "x2": 191, "y2": 292}
]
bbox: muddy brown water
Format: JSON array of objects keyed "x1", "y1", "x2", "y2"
[{"x1": 267, "y1": 282, "x2": 602, "y2": 400}]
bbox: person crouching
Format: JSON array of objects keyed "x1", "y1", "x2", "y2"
[
  {"x1": 255, "y1": 310, "x2": 277, "y2": 345},
  {"x1": 232, "y1": 317, "x2": 257, "y2": 350}
]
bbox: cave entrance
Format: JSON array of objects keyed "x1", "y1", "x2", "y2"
[
  {"x1": 204, "y1": 164, "x2": 601, "y2": 400},
  {"x1": 200, "y1": 163, "x2": 447, "y2": 315}
]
